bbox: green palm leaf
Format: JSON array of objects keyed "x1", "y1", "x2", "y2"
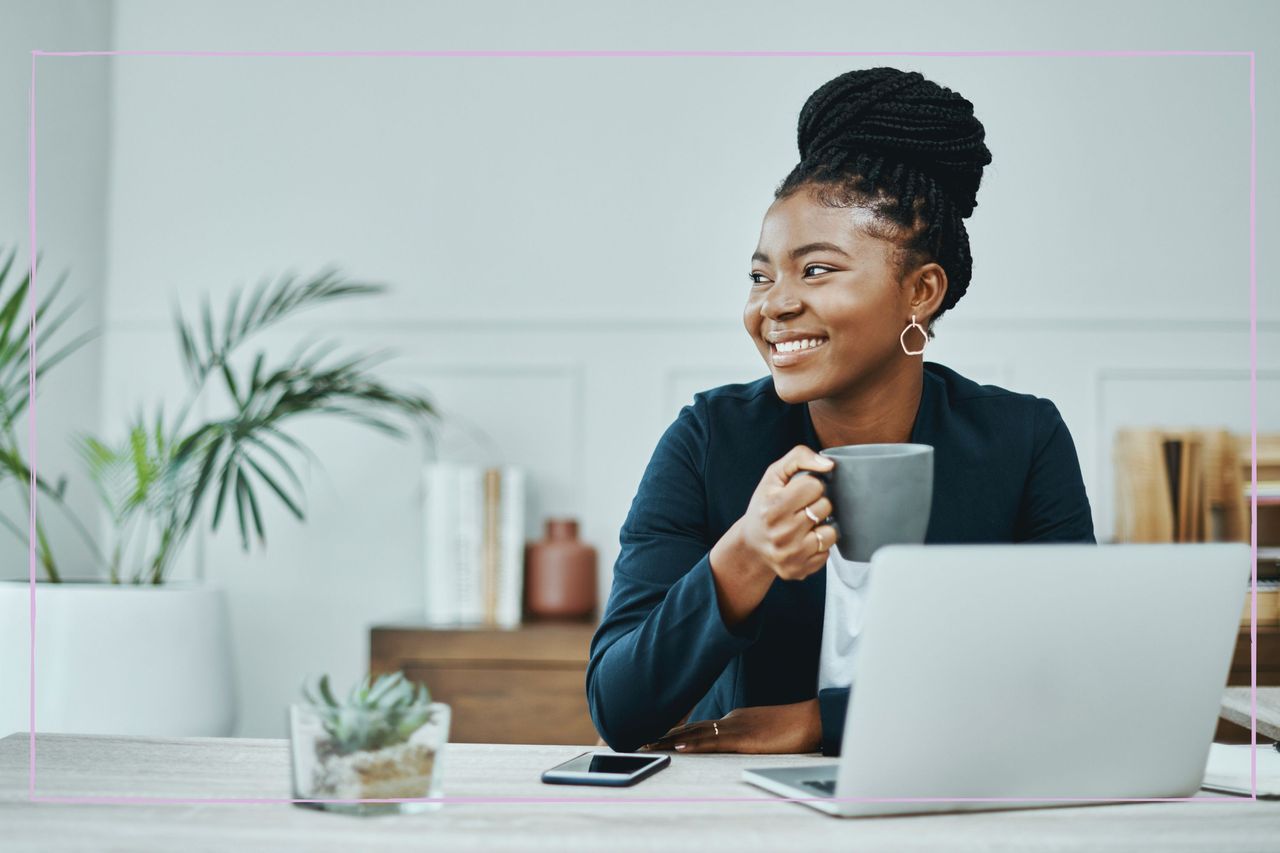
[
  {"x1": 0, "y1": 245, "x2": 98, "y2": 579},
  {"x1": 81, "y1": 265, "x2": 439, "y2": 580}
]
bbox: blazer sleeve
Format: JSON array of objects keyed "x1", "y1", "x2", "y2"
[
  {"x1": 1014, "y1": 398, "x2": 1096, "y2": 543},
  {"x1": 585, "y1": 399, "x2": 767, "y2": 753},
  {"x1": 819, "y1": 397, "x2": 1097, "y2": 756}
]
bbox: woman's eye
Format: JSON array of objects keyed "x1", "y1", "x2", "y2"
[{"x1": 748, "y1": 265, "x2": 832, "y2": 286}]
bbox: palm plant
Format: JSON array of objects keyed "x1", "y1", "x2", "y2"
[
  {"x1": 0, "y1": 247, "x2": 99, "y2": 581},
  {"x1": 77, "y1": 266, "x2": 438, "y2": 584}
]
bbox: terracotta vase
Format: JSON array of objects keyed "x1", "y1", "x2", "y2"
[{"x1": 524, "y1": 519, "x2": 597, "y2": 621}]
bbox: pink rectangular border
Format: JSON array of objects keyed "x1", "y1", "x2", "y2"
[{"x1": 24, "y1": 48, "x2": 1260, "y2": 807}]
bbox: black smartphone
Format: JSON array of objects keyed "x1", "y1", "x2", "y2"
[{"x1": 541, "y1": 751, "x2": 671, "y2": 787}]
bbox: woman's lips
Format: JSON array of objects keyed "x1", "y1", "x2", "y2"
[{"x1": 769, "y1": 338, "x2": 829, "y2": 367}]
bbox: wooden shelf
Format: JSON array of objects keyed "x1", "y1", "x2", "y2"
[{"x1": 369, "y1": 622, "x2": 600, "y2": 746}]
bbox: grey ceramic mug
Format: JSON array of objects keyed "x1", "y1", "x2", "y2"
[{"x1": 812, "y1": 443, "x2": 934, "y2": 562}]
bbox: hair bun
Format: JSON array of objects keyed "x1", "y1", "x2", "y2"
[{"x1": 796, "y1": 66, "x2": 992, "y2": 218}]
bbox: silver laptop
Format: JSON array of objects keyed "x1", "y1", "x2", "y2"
[{"x1": 742, "y1": 543, "x2": 1250, "y2": 817}]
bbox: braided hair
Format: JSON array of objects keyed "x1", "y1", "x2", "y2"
[{"x1": 775, "y1": 67, "x2": 993, "y2": 339}]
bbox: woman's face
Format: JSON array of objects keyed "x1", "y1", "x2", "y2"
[{"x1": 744, "y1": 190, "x2": 922, "y2": 403}]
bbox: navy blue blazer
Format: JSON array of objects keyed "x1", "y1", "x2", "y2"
[{"x1": 586, "y1": 361, "x2": 1096, "y2": 755}]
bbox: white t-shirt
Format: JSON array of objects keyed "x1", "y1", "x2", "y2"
[{"x1": 817, "y1": 550, "x2": 872, "y2": 692}]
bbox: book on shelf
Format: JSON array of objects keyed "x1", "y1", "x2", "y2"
[
  {"x1": 1241, "y1": 579, "x2": 1280, "y2": 628},
  {"x1": 1114, "y1": 429, "x2": 1211, "y2": 542},
  {"x1": 1243, "y1": 481, "x2": 1280, "y2": 502},
  {"x1": 1163, "y1": 437, "x2": 1182, "y2": 535},
  {"x1": 422, "y1": 463, "x2": 527, "y2": 629}
]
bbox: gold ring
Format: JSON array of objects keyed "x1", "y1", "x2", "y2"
[
  {"x1": 804, "y1": 504, "x2": 820, "y2": 524},
  {"x1": 814, "y1": 529, "x2": 826, "y2": 553},
  {"x1": 713, "y1": 721, "x2": 720, "y2": 736}
]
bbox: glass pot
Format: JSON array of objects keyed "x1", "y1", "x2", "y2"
[{"x1": 289, "y1": 701, "x2": 451, "y2": 815}]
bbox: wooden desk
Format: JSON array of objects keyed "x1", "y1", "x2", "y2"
[{"x1": 3, "y1": 733, "x2": 1278, "y2": 851}]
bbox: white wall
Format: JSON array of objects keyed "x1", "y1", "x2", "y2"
[
  {"x1": 0, "y1": 0, "x2": 111, "y2": 580},
  {"x1": 16, "y1": 0, "x2": 1280, "y2": 736}
]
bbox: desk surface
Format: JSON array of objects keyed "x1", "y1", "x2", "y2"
[
  {"x1": 1221, "y1": 688, "x2": 1280, "y2": 740},
  {"x1": 3, "y1": 733, "x2": 1279, "y2": 852}
]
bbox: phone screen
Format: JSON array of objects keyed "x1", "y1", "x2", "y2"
[
  {"x1": 541, "y1": 751, "x2": 670, "y2": 786},
  {"x1": 555, "y1": 753, "x2": 662, "y2": 775}
]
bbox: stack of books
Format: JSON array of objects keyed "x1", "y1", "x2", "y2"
[
  {"x1": 422, "y1": 463, "x2": 526, "y2": 628},
  {"x1": 1113, "y1": 428, "x2": 1215, "y2": 542},
  {"x1": 1114, "y1": 428, "x2": 1280, "y2": 627},
  {"x1": 1253, "y1": 483, "x2": 1280, "y2": 626},
  {"x1": 1244, "y1": 579, "x2": 1280, "y2": 627},
  {"x1": 1245, "y1": 444, "x2": 1280, "y2": 627}
]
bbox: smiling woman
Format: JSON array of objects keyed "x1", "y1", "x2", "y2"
[{"x1": 586, "y1": 67, "x2": 1095, "y2": 757}]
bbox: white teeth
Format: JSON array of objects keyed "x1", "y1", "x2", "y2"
[{"x1": 775, "y1": 338, "x2": 826, "y2": 353}]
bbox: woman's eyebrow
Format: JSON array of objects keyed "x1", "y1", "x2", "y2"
[{"x1": 751, "y1": 242, "x2": 852, "y2": 264}]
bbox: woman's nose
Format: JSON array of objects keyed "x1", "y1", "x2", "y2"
[{"x1": 760, "y1": 277, "x2": 804, "y2": 319}]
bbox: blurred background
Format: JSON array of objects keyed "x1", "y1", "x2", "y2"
[{"x1": 1, "y1": 0, "x2": 1276, "y2": 742}]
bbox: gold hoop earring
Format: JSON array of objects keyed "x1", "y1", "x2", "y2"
[{"x1": 900, "y1": 314, "x2": 927, "y2": 356}]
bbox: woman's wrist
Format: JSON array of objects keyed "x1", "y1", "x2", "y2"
[
  {"x1": 709, "y1": 518, "x2": 775, "y2": 628},
  {"x1": 803, "y1": 697, "x2": 823, "y2": 752}
]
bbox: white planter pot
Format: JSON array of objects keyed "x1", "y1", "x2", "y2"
[{"x1": 0, "y1": 580, "x2": 237, "y2": 738}]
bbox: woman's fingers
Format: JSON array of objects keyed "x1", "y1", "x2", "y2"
[
  {"x1": 669, "y1": 735, "x2": 722, "y2": 753},
  {"x1": 811, "y1": 521, "x2": 840, "y2": 552},
  {"x1": 764, "y1": 514, "x2": 839, "y2": 581},
  {"x1": 772, "y1": 446, "x2": 834, "y2": 486},
  {"x1": 784, "y1": 469, "x2": 828, "y2": 506},
  {"x1": 796, "y1": 495, "x2": 833, "y2": 524},
  {"x1": 644, "y1": 721, "x2": 728, "y2": 753}
]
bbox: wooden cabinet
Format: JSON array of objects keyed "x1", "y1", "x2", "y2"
[
  {"x1": 367, "y1": 619, "x2": 1276, "y2": 747},
  {"x1": 369, "y1": 622, "x2": 599, "y2": 745}
]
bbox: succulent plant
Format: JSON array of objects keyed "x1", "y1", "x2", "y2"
[{"x1": 302, "y1": 671, "x2": 436, "y2": 756}]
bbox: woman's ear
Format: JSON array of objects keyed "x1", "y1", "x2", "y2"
[{"x1": 908, "y1": 262, "x2": 949, "y2": 320}]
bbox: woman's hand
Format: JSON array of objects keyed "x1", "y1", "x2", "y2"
[
  {"x1": 638, "y1": 699, "x2": 822, "y2": 754},
  {"x1": 707, "y1": 445, "x2": 841, "y2": 629},
  {"x1": 738, "y1": 445, "x2": 841, "y2": 582}
]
